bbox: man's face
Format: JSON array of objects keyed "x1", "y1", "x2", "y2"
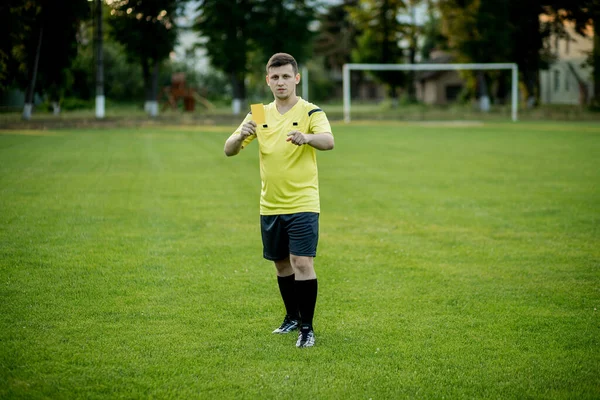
[{"x1": 266, "y1": 64, "x2": 300, "y2": 101}]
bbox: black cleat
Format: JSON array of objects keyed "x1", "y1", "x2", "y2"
[
  {"x1": 272, "y1": 315, "x2": 300, "y2": 334},
  {"x1": 296, "y1": 326, "x2": 315, "y2": 348}
]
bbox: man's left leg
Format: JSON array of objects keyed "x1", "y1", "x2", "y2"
[
  {"x1": 272, "y1": 257, "x2": 300, "y2": 334},
  {"x1": 287, "y1": 212, "x2": 319, "y2": 348},
  {"x1": 290, "y1": 255, "x2": 317, "y2": 348}
]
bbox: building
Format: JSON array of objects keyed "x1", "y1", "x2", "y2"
[
  {"x1": 539, "y1": 20, "x2": 593, "y2": 105},
  {"x1": 415, "y1": 51, "x2": 464, "y2": 105}
]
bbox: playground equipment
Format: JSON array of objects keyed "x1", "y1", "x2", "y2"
[{"x1": 159, "y1": 73, "x2": 214, "y2": 112}]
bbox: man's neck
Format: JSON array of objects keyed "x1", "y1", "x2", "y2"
[{"x1": 275, "y1": 94, "x2": 299, "y2": 114}]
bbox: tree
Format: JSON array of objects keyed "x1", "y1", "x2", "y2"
[
  {"x1": 5, "y1": 0, "x2": 89, "y2": 119},
  {"x1": 508, "y1": 0, "x2": 547, "y2": 107},
  {"x1": 250, "y1": 0, "x2": 319, "y2": 101},
  {"x1": 438, "y1": 0, "x2": 597, "y2": 108},
  {"x1": 95, "y1": 0, "x2": 104, "y2": 118},
  {"x1": 314, "y1": 0, "x2": 360, "y2": 71},
  {"x1": 0, "y1": 1, "x2": 33, "y2": 91},
  {"x1": 349, "y1": 0, "x2": 408, "y2": 102},
  {"x1": 194, "y1": 0, "x2": 256, "y2": 114},
  {"x1": 22, "y1": 11, "x2": 43, "y2": 119},
  {"x1": 42, "y1": 0, "x2": 90, "y2": 113},
  {"x1": 439, "y1": 0, "x2": 524, "y2": 108},
  {"x1": 313, "y1": 0, "x2": 361, "y2": 101},
  {"x1": 420, "y1": 0, "x2": 448, "y2": 60},
  {"x1": 108, "y1": 0, "x2": 187, "y2": 116},
  {"x1": 252, "y1": 0, "x2": 318, "y2": 64},
  {"x1": 195, "y1": 0, "x2": 319, "y2": 114},
  {"x1": 404, "y1": 0, "x2": 424, "y2": 101},
  {"x1": 67, "y1": 7, "x2": 146, "y2": 104}
]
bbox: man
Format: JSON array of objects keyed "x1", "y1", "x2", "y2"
[{"x1": 224, "y1": 53, "x2": 334, "y2": 348}]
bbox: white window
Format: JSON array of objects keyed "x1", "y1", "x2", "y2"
[{"x1": 554, "y1": 69, "x2": 561, "y2": 92}]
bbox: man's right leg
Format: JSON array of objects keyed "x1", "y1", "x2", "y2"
[
  {"x1": 261, "y1": 215, "x2": 298, "y2": 333},
  {"x1": 273, "y1": 257, "x2": 300, "y2": 333}
]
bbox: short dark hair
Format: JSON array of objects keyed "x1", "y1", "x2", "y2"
[{"x1": 266, "y1": 53, "x2": 298, "y2": 75}]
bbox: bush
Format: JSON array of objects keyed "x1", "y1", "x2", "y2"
[{"x1": 60, "y1": 97, "x2": 93, "y2": 111}]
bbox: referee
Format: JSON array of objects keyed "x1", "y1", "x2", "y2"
[{"x1": 224, "y1": 53, "x2": 334, "y2": 348}]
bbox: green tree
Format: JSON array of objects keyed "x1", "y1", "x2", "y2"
[
  {"x1": 404, "y1": 0, "x2": 424, "y2": 101},
  {"x1": 251, "y1": 0, "x2": 319, "y2": 101},
  {"x1": 314, "y1": 0, "x2": 360, "y2": 70},
  {"x1": 252, "y1": 0, "x2": 318, "y2": 64},
  {"x1": 420, "y1": 0, "x2": 448, "y2": 60},
  {"x1": 65, "y1": 5, "x2": 149, "y2": 105},
  {"x1": 439, "y1": 0, "x2": 512, "y2": 62},
  {"x1": 4, "y1": 0, "x2": 90, "y2": 118},
  {"x1": 508, "y1": 0, "x2": 547, "y2": 107},
  {"x1": 194, "y1": 0, "x2": 256, "y2": 114},
  {"x1": 195, "y1": 0, "x2": 318, "y2": 114},
  {"x1": 108, "y1": 0, "x2": 187, "y2": 116},
  {"x1": 40, "y1": 0, "x2": 90, "y2": 112},
  {"x1": 349, "y1": 0, "x2": 408, "y2": 102},
  {"x1": 438, "y1": 0, "x2": 596, "y2": 107},
  {"x1": 68, "y1": 38, "x2": 145, "y2": 103},
  {"x1": 312, "y1": 0, "x2": 360, "y2": 101},
  {"x1": 0, "y1": 1, "x2": 33, "y2": 90},
  {"x1": 439, "y1": 0, "x2": 512, "y2": 105}
]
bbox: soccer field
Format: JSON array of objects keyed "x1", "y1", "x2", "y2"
[{"x1": 1, "y1": 121, "x2": 599, "y2": 399}]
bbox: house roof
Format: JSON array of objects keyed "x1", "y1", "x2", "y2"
[{"x1": 416, "y1": 53, "x2": 455, "y2": 80}]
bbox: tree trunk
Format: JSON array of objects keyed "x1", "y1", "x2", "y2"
[
  {"x1": 523, "y1": 68, "x2": 538, "y2": 108},
  {"x1": 388, "y1": 85, "x2": 398, "y2": 107},
  {"x1": 230, "y1": 72, "x2": 246, "y2": 115},
  {"x1": 407, "y1": 45, "x2": 417, "y2": 102},
  {"x1": 51, "y1": 101, "x2": 60, "y2": 115},
  {"x1": 516, "y1": 5, "x2": 541, "y2": 108},
  {"x1": 407, "y1": 2, "x2": 417, "y2": 103},
  {"x1": 145, "y1": 60, "x2": 159, "y2": 117},
  {"x1": 23, "y1": 24, "x2": 44, "y2": 120},
  {"x1": 495, "y1": 71, "x2": 508, "y2": 105},
  {"x1": 95, "y1": 0, "x2": 105, "y2": 119},
  {"x1": 477, "y1": 71, "x2": 490, "y2": 112},
  {"x1": 142, "y1": 57, "x2": 155, "y2": 115}
]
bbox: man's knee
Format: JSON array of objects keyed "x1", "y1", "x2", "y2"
[
  {"x1": 274, "y1": 257, "x2": 294, "y2": 276},
  {"x1": 290, "y1": 255, "x2": 315, "y2": 278}
]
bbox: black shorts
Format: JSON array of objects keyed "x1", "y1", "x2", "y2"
[{"x1": 260, "y1": 212, "x2": 319, "y2": 261}]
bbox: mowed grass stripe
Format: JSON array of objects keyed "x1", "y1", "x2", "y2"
[{"x1": 0, "y1": 122, "x2": 599, "y2": 399}]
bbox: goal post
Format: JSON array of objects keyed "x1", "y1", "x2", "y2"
[{"x1": 342, "y1": 63, "x2": 519, "y2": 122}]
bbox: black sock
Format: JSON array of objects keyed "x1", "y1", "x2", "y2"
[
  {"x1": 296, "y1": 279, "x2": 318, "y2": 330},
  {"x1": 277, "y1": 274, "x2": 299, "y2": 320}
]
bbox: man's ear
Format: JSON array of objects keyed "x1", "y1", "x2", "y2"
[
  {"x1": 295, "y1": 73, "x2": 300, "y2": 84},
  {"x1": 266, "y1": 75, "x2": 270, "y2": 85}
]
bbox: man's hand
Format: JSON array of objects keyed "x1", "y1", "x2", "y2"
[
  {"x1": 240, "y1": 120, "x2": 257, "y2": 139},
  {"x1": 286, "y1": 130, "x2": 309, "y2": 146},
  {"x1": 224, "y1": 120, "x2": 257, "y2": 156}
]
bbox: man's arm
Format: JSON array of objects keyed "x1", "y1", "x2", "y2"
[
  {"x1": 286, "y1": 131, "x2": 334, "y2": 151},
  {"x1": 224, "y1": 120, "x2": 256, "y2": 156},
  {"x1": 224, "y1": 134, "x2": 245, "y2": 157},
  {"x1": 307, "y1": 132, "x2": 334, "y2": 150}
]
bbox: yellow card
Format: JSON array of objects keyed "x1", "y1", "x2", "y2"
[{"x1": 250, "y1": 103, "x2": 266, "y2": 125}]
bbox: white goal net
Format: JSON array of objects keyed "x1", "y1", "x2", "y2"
[{"x1": 342, "y1": 63, "x2": 519, "y2": 123}]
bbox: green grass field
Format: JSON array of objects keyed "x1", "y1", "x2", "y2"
[{"x1": 1, "y1": 121, "x2": 599, "y2": 399}]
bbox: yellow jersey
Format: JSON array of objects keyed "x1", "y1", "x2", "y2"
[{"x1": 231, "y1": 97, "x2": 332, "y2": 215}]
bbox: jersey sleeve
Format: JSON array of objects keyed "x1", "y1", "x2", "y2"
[
  {"x1": 308, "y1": 108, "x2": 332, "y2": 135},
  {"x1": 232, "y1": 112, "x2": 256, "y2": 149}
]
